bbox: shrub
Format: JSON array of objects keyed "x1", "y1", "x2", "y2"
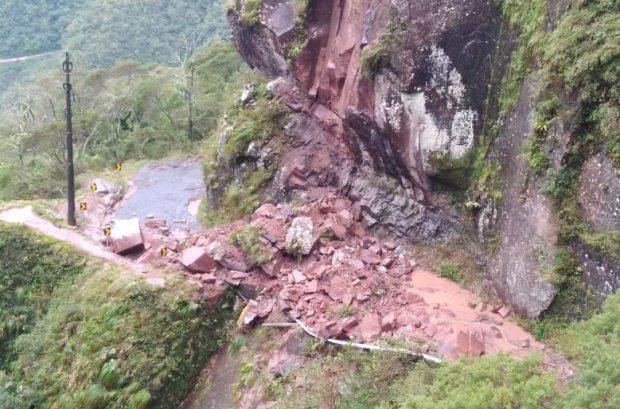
[
  {"x1": 229, "y1": 226, "x2": 272, "y2": 265},
  {"x1": 438, "y1": 261, "x2": 463, "y2": 283},
  {"x1": 240, "y1": 0, "x2": 262, "y2": 26}
]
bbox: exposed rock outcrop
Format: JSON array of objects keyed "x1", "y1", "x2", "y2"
[
  {"x1": 481, "y1": 76, "x2": 558, "y2": 318},
  {"x1": 226, "y1": 0, "x2": 500, "y2": 242}
]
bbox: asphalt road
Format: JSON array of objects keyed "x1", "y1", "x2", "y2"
[{"x1": 114, "y1": 157, "x2": 205, "y2": 231}]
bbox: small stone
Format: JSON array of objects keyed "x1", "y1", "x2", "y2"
[
  {"x1": 305, "y1": 280, "x2": 318, "y2": 293},
  {"x1": 342, "y1": 317, "x2": 359, "y2": 333},
  {"x1": 201, "y1": 273, "x2": 217, "y2": 284},
  {"x1": 292, "y1": 269, "x2": 307, "y2": 283},
  {"x1": 347, "y1": 259, "x2": 365, "y2": 270},
  {"x1": 359, "y1": 314, "x2": 382, "y2": 341},
  {"x1": 381, "y1": 312, "x2": 397, "y2": 332},
  {"x1": 497, "y1": 306, "x2": 512, "y2": 318},
  {"x1": 180, "y1": 247, "x2": 217, "y2": 274},
  {"x1": 382, "y1": 241, "x2": 396, "y2": 251}
]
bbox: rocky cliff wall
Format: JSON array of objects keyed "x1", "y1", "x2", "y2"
[
  {"x1": 224, "y1": 0, "x2": 620, "y2": 318},
  {"x1": 227, "y1": 0, "x2": 502, "y2": 242}
]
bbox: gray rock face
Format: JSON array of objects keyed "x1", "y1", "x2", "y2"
[
  {"x1": 346, "y1": 112, "x2": 463, "y2": 243},
  {"x1": 227, "y1": 5, "x2": 290, "y2": 78},
  {"x1": 484, "y1": 76, "x2": 558, "y2": 318},
  {"x1": 579, "y1": 152, "x2": 620, "y2": 232},
  {"x1": 109, "y1": 218, "x2": 144, "y2": 255},
  {"x1": 285, "y1": 217, "x2": 316, "y2": 255},
  {"x1": 573, "y1": 241, "x2": 620, "y2": 303}
]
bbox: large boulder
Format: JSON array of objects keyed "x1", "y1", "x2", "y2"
[
  {"x1": 109, "y1": 218, "x2": 144, "y2": 255},
  {"x1": 180, "y1": 247, "x2": 217, "y2": 274},
  {"x1": 285, "y1": 217, "x2": 316, "y2": 255}
]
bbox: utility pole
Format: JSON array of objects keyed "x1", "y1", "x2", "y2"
[{"x1": 63, "y1": 52, "x2": 76, "y2": 226}]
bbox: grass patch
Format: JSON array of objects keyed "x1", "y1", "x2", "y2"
[
  {"x1": 334, "y1": 305, "x2": 356, "y2": 318},
  {"x1": 0, "y1": 224, "x2": 234, "y2": 409},
  {"x1": 579, "y1": 230, "x2": 620, "y2": 263},
  {"x1": 438, "y1": 261, "x2": 463, "y2": 283},
  {"x1": 240, "y1": 0, "x2": 262, "y2": 26},
  {"x1": 229, "y1": 225, "x2": 272, "y2": 265}
]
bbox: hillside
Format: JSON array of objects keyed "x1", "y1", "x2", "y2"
[{"x1": 0, "y1": 0, "x2": 619, "y2": 408}]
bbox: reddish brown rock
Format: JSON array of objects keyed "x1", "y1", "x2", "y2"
[
  {"x1": 261, "y1": 258, "x2": 284, "y2": 277},
  {"x1": 305, "y1": 280, "x2": 318, "y2": 293},
  {"x1": 200, "y1": 273, "x2": 217, "y2": 284},
  {"x1": 347, "y1": 259, "x2": 365, "y2": 270},
  {"x1": 337, "y1": 209, "x2": 353, "y2": 227},
  {"x1": 206, "y1": 241, "x2": 249, "y2": 272},
  {"x1": 237, "y1": 300, "x2": 259, "y2": 330},
  {"x1": 382, "y1": 241, "x2": 396, "y2": 251},
  {"x1": 342, "y1": 317, "x2": 359, "y2": 333},
  {"x1": 497, "y1": 306, "x2": 512, "y2": 318},
  {"x1": 292, "y1": 269, "x2": 307, "y2": 283},
  {"x1": 109, "y1": 218, "x2": 145, "y2": 255},
  {"x1": 137, "y1": 249, "x2": 158, "y2": 263},
  {"x1": 319, "y1": 221, "x2": 347, "y2": 240},
  {"x1": 381, "y1": 312, "x2": 397, "y2": 332},
  {"x1": 144, "y1": 218, "x2": 167, "y2": 228},
  {"x1": 405, "y1": 292, "x2": 426, "y2": 305},
  {"x1": 437, "y1": 330, "x2": 486, "y2": 360},
  {"x1": 180, "y1": 246, "x2": 217, "y2": 274},
  {"x1": 350, "y1": 223, "x2": 367, "y2": 238},
  {"x1": 252, "y1": 203, "x2": 279, "y2": 219},
  {"x1": 360, "y1": 250, "x2": 381, "y2": 265},
  {"x1": 351, "y1": 202, "x2": 362, "y2": 222},
  {"x1": 359, "y1": 314, "x2": 382, "y2": 341}
]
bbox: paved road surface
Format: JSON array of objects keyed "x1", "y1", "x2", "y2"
[{"x1": 114, "y1": 158, "x2": 205, "y2": 231}]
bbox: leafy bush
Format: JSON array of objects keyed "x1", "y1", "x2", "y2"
[
  {"x1": 579, "y1": 230, "x2": 620, "y2": 262},
  {"x1": 360, "y1": 19, "x2": 405, "y2": 76}
]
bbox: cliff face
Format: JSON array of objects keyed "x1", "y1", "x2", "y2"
[
  {"x1": 224, "y1": 0, "x2": 620, "y2": 318},
  {"x1": 228, "y1": 0, "x2": 500, "y2": 242}
]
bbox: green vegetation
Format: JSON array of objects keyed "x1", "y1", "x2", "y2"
[
  {"x1": 0, "y1": 0, "x2": 87, "y2": 57},
  {"x1": 0, "y1": 223, "x2": 87, "y2": 368},
  {"x1": 200, "y1": 77, "x2": 285, "y2": 227},
  {"x1": 229, "y1": 225, "x2": 273, "y2": 265},
  {"x1": 361, "y1": 18, "x2": 405, "y2": 76},
  {"x1": 579, "y1": 230, "x2": 620, "y2": 263},
  {"x1": 497, "y1": 0, "x2": 547, "y2": 114},
  {"x1": 438, "y1": 261, "x2": 463, "y2": 283},
  {"x1": 0, "y1": 0, "x2": 228, "y2": 67},
  {"x1": 265, "y1": 288, "x2": 620, "y2": 408},
  {"x1": 334, "y1": 305, "x2": 356, "y2": 318},
  {"x1": 240, "y1": 0, "x2": 262, "y2": 26},
  {"x1": 0, "y1": 42, "x2": 244, "y2": 201},
  {"x1": 0, "y1": 224, "x2": 234, "y2": 409},
  {"x1": 201, "y1": 168, "x2": 275, "y2": 227}
]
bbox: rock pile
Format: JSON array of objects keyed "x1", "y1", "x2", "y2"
[{"x1": 125, "y1": 191, "x2": 545, "y2": 361}]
